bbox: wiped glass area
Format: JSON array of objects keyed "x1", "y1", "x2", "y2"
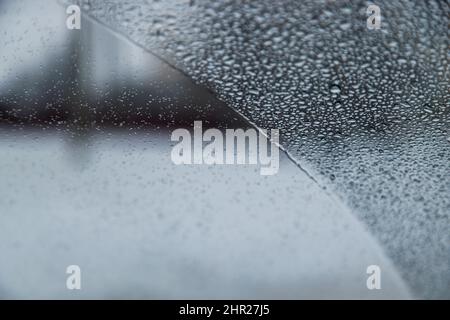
[{"x1": 66, "y1": 0, "x2": 450, "y2": 298}]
